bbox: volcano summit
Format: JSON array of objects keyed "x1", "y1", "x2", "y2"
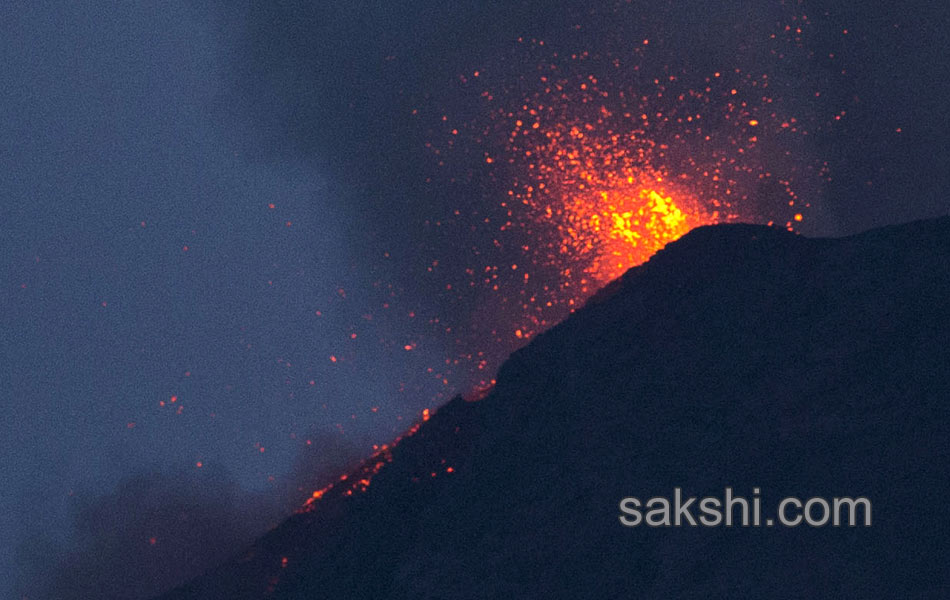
[{"x1": 161, "y1": 217, "x2": 950, "y2": 599}]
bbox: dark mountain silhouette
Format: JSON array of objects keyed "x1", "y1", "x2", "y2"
[{"x1": 159, "y1": 217, "x2": 950, "y2": 599}]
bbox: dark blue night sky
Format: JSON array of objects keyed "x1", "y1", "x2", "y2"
[{"x1": 2, "y1": 1, "x2": 948, "y2": 597}]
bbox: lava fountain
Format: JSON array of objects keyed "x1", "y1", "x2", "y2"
[
  {"x1": 416, "y1": 6, "x2": 833, "y2": 388},
  {"x1": 554, "y1": 184, "x2": 709, "y2": 284}
]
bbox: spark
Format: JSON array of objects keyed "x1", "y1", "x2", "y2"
[{"x1": 413, "y1": 5, "x2": 833, "y2": 393}]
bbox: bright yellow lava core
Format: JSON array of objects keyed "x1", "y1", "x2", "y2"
[{"x1": 556, "y1": 185, "x2": 708, "y2": 283}]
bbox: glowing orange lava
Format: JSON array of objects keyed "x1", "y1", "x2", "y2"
[
  {"x1": 545, "y1": 184, "x2": 711, "y2": 284},
  {"x1": 405, "y1": 4, "x2": 835, "y2": 404},
  {"x1": 495, "y1": 95, "x2": 733, "y2": 305}
]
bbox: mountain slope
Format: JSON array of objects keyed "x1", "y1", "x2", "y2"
[{"x1": 161, "y1": 217, "x2": 950, "y2": 599}]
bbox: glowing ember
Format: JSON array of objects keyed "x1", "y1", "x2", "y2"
[
  {"x1": 295, "y1": 5, "x2": 843, "y2": 521},
  {"x1": 543, "y1": 184, "x2": 709, "y2": 284},
  {"x1": 411, "y1": 6, "x2": 839, "y2": 383}
]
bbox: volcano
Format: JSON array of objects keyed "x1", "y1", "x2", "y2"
[{"x1": 159, "y1": 217, "x2": 950, "y2": 599}]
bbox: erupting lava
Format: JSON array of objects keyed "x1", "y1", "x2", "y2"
[
  {"x1": 293, "y1": 0, "x2": 844, "y2": 563},
  {"x1": 555, "y1": 185, "x2": 708, "y2": 283},
  {"x1": 411, "y1": 7, "x2": 841, "y2": 392}
]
